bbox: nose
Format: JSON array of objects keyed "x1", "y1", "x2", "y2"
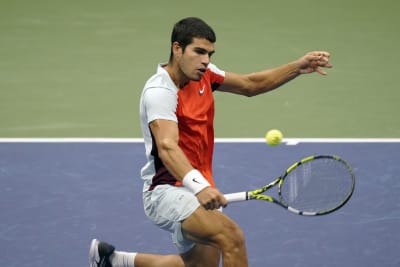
[{"x1": 202, "y1": 54, "x2": 210, "y2": 66}]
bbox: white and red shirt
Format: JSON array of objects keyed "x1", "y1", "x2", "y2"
[{"x1": 140, "y1": 63, "x2": 225, "y2": 191}]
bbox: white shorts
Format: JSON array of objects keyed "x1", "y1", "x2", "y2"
[{"x1": 143, "y1": 184, "x2": 200, "y2": 253}]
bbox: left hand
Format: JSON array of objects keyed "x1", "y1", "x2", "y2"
[{"x1": 297, "y1": 51, "x2": 332, "y2": 75}]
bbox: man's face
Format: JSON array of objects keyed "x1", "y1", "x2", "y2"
[{"x1": 177, "y1": 37, "x2": 215, "y2": 81}]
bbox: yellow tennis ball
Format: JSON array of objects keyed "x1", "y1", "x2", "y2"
[{"x1": 266, "y1": 129, "x2": 283, "y2": 146}]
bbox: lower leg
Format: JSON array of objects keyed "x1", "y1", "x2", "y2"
[
  {"x1": 133, "y1": 253, "x2": 184, "y2": 267},
  {"x1": 113, "y1": 244, "x2": 220, "y2": 267},
  {"x1": 89, "y1": 239, "x2": 184, "y2": 267}
]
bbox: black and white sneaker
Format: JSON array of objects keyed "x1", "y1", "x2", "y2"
[{"x1": 89, "y1": 239, "x2": 115, "y2": 267}]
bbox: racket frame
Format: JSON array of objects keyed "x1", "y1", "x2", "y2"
[{"x1": 225, "y1": 155, "x2": 355, "y2": 216}]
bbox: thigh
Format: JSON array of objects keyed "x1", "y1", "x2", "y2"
[
  {"x1": 144, "y1": 185, "x2": 202, "y2": 253},
  {"x1": 181, "y1": 206, "x2": 241, "y2": 247},
  {"x1": 143, "y1": 185, "x2": 200, "y2": 233},
  {"x1": 182, "y1": 207, "x2": 248, "y2": 267}
]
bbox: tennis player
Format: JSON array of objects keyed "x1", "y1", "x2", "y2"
[{"x1": 89, "y1": 17, "x2": 332, "y2": 267}]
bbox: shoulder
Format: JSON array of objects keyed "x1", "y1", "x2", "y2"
[
  {"x1": 206, "y1": 63, "x2": 225, "y2": 90},
  {"x1": 141, "y1": 65, "x2": 178, "y2": 103},
  {"x1": 142, "y1": 65, "x2": 179, "y2": 102},
  {"x1": 207, "y1": 63, "x2": 225, "y2": 77},
  {"x1": 144, "y1": 64, "x2": 177, "y2": 91}
]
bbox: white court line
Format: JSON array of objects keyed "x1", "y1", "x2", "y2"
[
  {"x1": 216, "y1": 138, "x2": 400, "y2": 144},
  {"x1": 0, "y1": 138, "x2": 399, "y2": 144},
  {"x1": 0, "y1": 138, "x2": 144, "y2": 143}
]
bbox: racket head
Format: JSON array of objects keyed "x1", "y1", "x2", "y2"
[{"x1": 278, "y1": 155, "x2": 355, "y2": 216}]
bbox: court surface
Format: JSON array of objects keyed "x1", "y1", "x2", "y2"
[{"x1": 1, "y1": 139, "x2": 399, "y2": 267}]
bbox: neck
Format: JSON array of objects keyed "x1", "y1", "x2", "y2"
[{"x1": 164, "y1": 63, "x2": 189, "y2": 88}]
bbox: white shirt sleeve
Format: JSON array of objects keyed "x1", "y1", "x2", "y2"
[{"x1": 142, "y1": 87, "x2": 178, "y2": 124}]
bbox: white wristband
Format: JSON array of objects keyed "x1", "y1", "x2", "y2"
[{"x1": 182, "y1": 169, "x2": 210, "y2": 195}]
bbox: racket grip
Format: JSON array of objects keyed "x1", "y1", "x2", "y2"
[{"x1": 224, "y1": 192, "x2": 248, "y2": 203}]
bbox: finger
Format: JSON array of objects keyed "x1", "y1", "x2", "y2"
[
  {"x1": 203, "y1": 199, "x2": 218, "y2": 210},
  {"x1": 322, "y1": 63, "x2": 333, "y2": 68},
  {"x1": 313, "y1": 51, "x2": 330, "y2": 58},
  {"x1": 220, "y1": 195, "x2": 228, "y2": 208},
  {"x1": 317, "y1": 60, "x2": 331, "y2": 67},
  {"x1": 309, "y1": 51, "x2": 330, "y2": 62},
  {"x1": 203, "y1": 202, "x2": 213, "y2": 210},
  {"x1": 316, "y1": 67, "x2": 328, "y2": 75},
  {"x1": 210, "y1": 199, "x2": 218, "y2": 209}
]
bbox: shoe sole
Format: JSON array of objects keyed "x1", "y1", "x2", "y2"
[{"x1": 88, "y1": 239, "x2": 100, "y2": 267}]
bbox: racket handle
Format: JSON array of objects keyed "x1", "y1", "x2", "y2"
[{"x1": 224, "y1": 192, "x2": 248, "y2": 203}]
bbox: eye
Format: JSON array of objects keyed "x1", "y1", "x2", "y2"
[
  {"x1": 194, "y1": 48, "x2": 215, "y2": 58},
  {"x1": 195, "y1": 48, "x2": 208, "y2": 55}
]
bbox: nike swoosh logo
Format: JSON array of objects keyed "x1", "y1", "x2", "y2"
[
  {"x1": 192, "y1": 178, "x2": 201, "y2": 184},
  {"x1": 199, "y1": 86, "x2": 205, "y2": 96}
]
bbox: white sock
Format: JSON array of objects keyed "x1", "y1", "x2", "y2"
[{"x1": 109, "y1": 251, "x2": 137, "y2": 267}]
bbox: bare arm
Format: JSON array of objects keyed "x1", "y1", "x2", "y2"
[
  {"x1": 149, "y1": 119, "x2": 193, "y2": 181},
  {"x1": 218, "y1": 51, "x2": 332, "y2": 96},
  {"x1": 149, "y1": 119, "x2": 227, "y2": 209}
]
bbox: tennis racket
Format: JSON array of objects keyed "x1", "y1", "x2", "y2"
[{"x1": 224, "y1": 155, "x2": 355, "y2": 216}]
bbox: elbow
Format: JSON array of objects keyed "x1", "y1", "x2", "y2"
[
  {"x1": 241, "y1": 86, "x2": 260, "y2": 97},
  {"x1": 238, "y1": 83, "x2": 258, "y2": 97},
  {"x1": 243, "y1": 90, "x2": 258, "y2": 97},
  {"x1": 241, "y1": 78, "x2": 262, "y2": 97}
]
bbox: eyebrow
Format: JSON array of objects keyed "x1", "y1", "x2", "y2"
[{"x1": 194, "y1": 47, "x2": 215, "y2": 56}]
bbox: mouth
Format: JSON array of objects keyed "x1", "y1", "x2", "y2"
[{"x1": 198, "y1": 68, "x2": 206, "y2": 75}]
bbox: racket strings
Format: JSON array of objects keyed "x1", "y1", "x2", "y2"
[{"x1": 279, "y1": 157, "x2": 354, "y2": 213}]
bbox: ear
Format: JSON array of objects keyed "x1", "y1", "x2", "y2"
[{"x1": 172, "y1": 41, "x2": 183, "y2": 57}]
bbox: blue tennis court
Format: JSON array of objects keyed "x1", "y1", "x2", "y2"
[{"x1": 1, "y1": 140, "x2": 399, "y2": 267}]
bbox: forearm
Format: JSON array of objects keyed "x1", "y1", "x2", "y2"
[
  {"x1": 149, "y1": 119, "x2": 209, "y2": 192},
  {"x1": 249, "y1": 51, "x2": 333, "y2": 92},
  {"x1": 158, "y1": 140, "x2": 194, "y2": 182},
  {"x1": 219, "y1": 61, "x2": 301, "y2": 97},
  {"x1": 219, "y1": 51, "x2": 331, "y2": 97},
  {"x1": 245, "y1": 61, "x2": 300, "y2": 96},
  {"x1": 149, "y1": 119, "x2": 194, "y2": 181},
  {"x1": 158, "y1": 140, "x2": 211, "y2": 194}
]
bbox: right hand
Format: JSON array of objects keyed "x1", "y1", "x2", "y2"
[
  {"x1": 297, "y1": 51, "x2": 332, "y2": 75},
  {"x1": 196, "y1": 187, "x2": 228, "y2": 210}
]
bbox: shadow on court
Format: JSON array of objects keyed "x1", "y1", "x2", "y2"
[{"x1": 0, "y1": 141, "x2": 399, "y2": 267}]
